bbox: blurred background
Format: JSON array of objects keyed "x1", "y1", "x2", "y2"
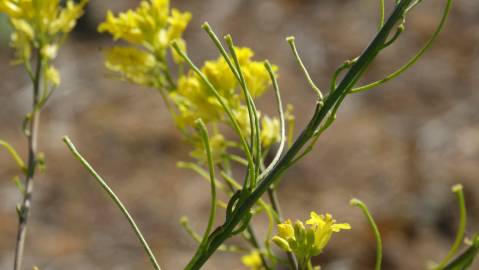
[{"x1": 1, "y1": 0, "x2": 479, "y2": 269}]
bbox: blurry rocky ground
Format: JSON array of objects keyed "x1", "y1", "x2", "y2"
[{"x1": 1, "y1": 0, "x2": 479, "y2": 269}]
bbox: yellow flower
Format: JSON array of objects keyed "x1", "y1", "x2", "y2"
[
  {"x1": 232, "y1": 107, "x2": 280, "y2": 148},
  {"x1": 168, "y1": 8, "x2": 191, "y2": 40},
  {"x1": 1, "y1": 0, "x2": 88, "y2": 66},
  {"x1": 277, "y1": 219, "x2": 294, "y2": 239},
  {"x1": 243, "y1": 61, "x2": 275, "y2": 97},
  {"x1": 49, "y1": 0, "x2": 88, "y2": 34},
  {"x1": 171, "y1": 47, "x2": 276, "y2": 129},
  {"x1": 10, "y1": 18, "x2": 34, "y2": 40},
  {"x1": 9, "y1": 31, "x2": 31, "y2": 64},
  {"x1": 98, "y1": 10, "x2": 145, "y2": 44},
  {"x1": 241, "y1": 250, "x2": 265, "y2": 270},
  {"x1": 273, "y1": 212, "x2": 350, "y2": 268},
  {"x1": 202, "y1": 58, "x2": 237, "y2": 97},
  {"x1": 306, "y1": 212, "x2": 351, "y2": 254},
  {"x1": 98, "y1": 0, "x2": 190, "y2": 56},
  {"x1": 104, "y1": 46, "x2": 157, "y2": 86},
  {"x1": 233, "y1": 106, "x2": 255, "y2": 135},
  {"x1": 0, "y1": 1, "x2": 22, "y2": 18},
  {"x1": 231, "y1": 47, "x2": 276, "y2": 97},
  {"x1": 45, "y1": 66, "x2": 60, "y2": 87},
  {"x1": 41, "y1": 44, "x2": 58, "y2": 60},
  {"x1": 260, "y1": 116, "x2": 280, "y2": 148},
  {"x1": 190, "y1": 133, "x2": 227, "y2": 164},
  {"x1": 98, "y1": 1, "x2": 281, "y2": 164},
  {"x1": 306, "y1": 212, "x2": 351, "y2": 232},
  {"x1": 170, "y1": 74, "x2": 223, "y2": 128}
]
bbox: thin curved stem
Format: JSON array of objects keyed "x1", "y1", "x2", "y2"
[
  {"x1": 225, "y1": 35, "x2": 262, "y2": 188},
  {"x1": 286, "y1": 37, "x2": 323, "y2": 100},
  {"x1": 219, "y1": 169, "x2": 272, "y2": 270},
  {"x1": 379, "y1": 0, "x2": 385, "y2": 29},
  {"x1": 0, "y1": 140, "x2": 26, "y2": 172},
  {"x1": 330, "y1": 58, "x2": 357, "y2": 93},
  {"x1": 351, "y1": 0, "x2": 452, "y2": 94},
  {"x1": 351, "y1": 199, "x2": 382, "y2": 270},
  {"x1": 435, "y1": 184, "x2": 467, "y2": 270},
  {"x1": 194, "y1": 120, "x2": 218, "y2": 250},
  {"x1": 259, "y1": 62, "x2": 286, "y2": 180},
  {"x1": 63, "y1": 137, "x2": 162, "y2": 270},
  {"x1": 442, "y1": 235, "x2": 479, "y2": 270}
]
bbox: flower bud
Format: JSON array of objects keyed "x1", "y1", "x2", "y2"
[{"x1": 272, "y1": 236, "x2": 291, "y2": 252}]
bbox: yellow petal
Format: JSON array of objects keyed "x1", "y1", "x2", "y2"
[{"x1": 277, "y1": 219, "x2": 294, "y2": 239}]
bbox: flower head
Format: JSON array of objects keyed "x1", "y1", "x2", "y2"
[
  {"x1": 98, "y1": 0, "x2": 190, "y2": 89},
  {"x1": 170, "y1": 47, "x2": 281, "y2": 148},
  {"x1": 241, "y1": 250, "x2": 265, "y2": 270},
  {"x1": 1, "y1": 0, "x2": 88, "y2": 66},
  {"x1": 104, "y1": 47, "x2": 157, "y2": 86},
  {"x1": 98, "y1": 0, "x2": 190, "y2": 58},
  {"x1": 98, "y1": 2, "x2": 288, "y2": 166},
  {"x1": 273, "y1": 212, "x2": 350, "y2": 268}
]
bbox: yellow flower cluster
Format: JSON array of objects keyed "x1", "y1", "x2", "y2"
[
  {"x1": 171, "y1": 47, "x2": 280, "y2": 149},
  {"x1": 99, "y1": 1, "x2": 283, "y2": 164},
  {"x1": 0, "y1": 0, "x2": 88, "y2": 86},
  {"x1": 273, "y1": 212, "x2": 351, "y2": 267},
  {"x1": 98, "y1": 0, "x2": 191, "y2": 87},
  {"x1": 190, "y1": 133, "x2": 228, "y2": 163},
  {"x1": 241, "y1": 250, "x2": 265, "y2": 270},
  {"x1": 104, "y1": 47, "x2": 157, "y2": 87}
]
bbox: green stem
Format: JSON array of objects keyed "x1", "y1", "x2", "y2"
[
  {"x1": 219, "y1": 167, "x2": 272, "y2": 270},
  {"x1": 0, "y1": 140, "x2": 27, "y2": 172},
  {"x1": 351, "y1": 0, "x2": 452, "y2": 94},
  {"x1": 63, "y1": 137, "x2": 162, "y2": 270},
  {"x1": 225, "y1": 35, "x2": 261, "y2": 188},
  {"x1": 351, "y1": 199, "x2": 382, "y2": 270},
  {"x1": 260, "y1": 62, "x2": 286, "y2": 180},
  {"x1": 13, "y1": 49, "x2": 42, "y2": 270},
  {"x1": 435, "y1": 184, "x2": 467, "y2": 269},
  {"x1": 194, "y1": 120, "x2": 218, "y2": 253},
  {"x1": 286, "y1": 36, "x2": 323, "y2": 100},
  {"x1": 180, "y1": 217, "x2": 248, "y2": 253},
  {"x1": 245, "y1": 226, "x2": 272, "y2": 270},
  {"x1": 379, "y1": 0, "x2": 385, "y2": 29}
]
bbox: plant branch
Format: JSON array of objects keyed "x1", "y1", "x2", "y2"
[
  {"x1": 63, "y1": 136, "x2": 162, "y2": 270},
  {"x1": 351, "y1": 199, "x2": 382, "y2": 270},
  {"x1": 13, "y1": 49, "x2": 42, "y2": 270},
  {"x1": 435, "y1": 184, "x2": 467, "y2": 269},
  {"x1": 183, "y1": 1, "x2": 414, "y2": 268}
]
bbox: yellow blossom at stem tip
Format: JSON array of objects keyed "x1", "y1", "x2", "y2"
[
  {"x1": 98, "y1": 0, "x2": 191, "y2": 57},
  {"x1": 273, "y1": 211, "x2": 350, "y2": 269},
  {"x1": 241, "y1": 250, "x2": 265, "y2": 270}
]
